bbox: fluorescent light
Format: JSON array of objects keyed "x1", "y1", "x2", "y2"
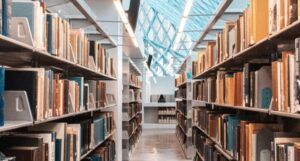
[
  {"x1": 113, "y1": 0, "x2": 139, "y2": 47},
  {"x1": 172, "y1": 0, "x2": 194, "y2": 50}
]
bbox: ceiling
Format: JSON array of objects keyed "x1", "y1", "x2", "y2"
[{"x1": 136, "y1": 0, "x2": 248, "y2": 76}]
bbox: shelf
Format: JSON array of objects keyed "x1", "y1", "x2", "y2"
[
  {"x1": 34, "y1": 110, "x2": 91, "y2": 125},
  {"x1": 80, "y1": 129, "x2": 116, "y2": 160},
  {"x1": 176, "y1": 81, "x2": 188, "y2": 88},
  {"x1": 196, "y1": 151, "x2": 205, "y2": 161},
  {"x1": 129, "y1": 124, "x2": 141, "y2": 138},
  {"x1": 129, "y1": 84, "x2": 141, "y2": 89},
  {"x1": 144, "y1": 102, "x2": 176, "y2": 107},
  {"x1": 158, "y1": 113, "x2": 176, "y2": 116},
  {"x1": 175, "y1": 98, "x2": 187, "y2": 102},
  {"x1": 176, "y1": 109, "x2": 187, "y2": 119},
  {"x1": 0, "y1": 121, "x2": 33, "y2": 133},
  {"x1": 0, "y1": 35, "x2": 116, "y2": 80},
  {"x1": 193, "y1": 100, "x2": 300, "y2": 120},
  {"x1": 128, "y1": 58, "x2": 142, "y2": 76},
  {"x1": 177, "y1": 124, "x2": 186, "y2": 135},
  {"x1": 176, "y1": 133, "x2": 188, "y2": 159},
  {"x1": 194, "y1": 126, "x2": 235, "y2": 161},
  {"x1": 193, "y1": 20, "x2": 300, "y2": 79},
  {"x1": 128, "y1": 112, "x2": 141, "y2": 121}
]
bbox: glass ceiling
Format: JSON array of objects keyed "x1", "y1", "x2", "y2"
[{"x1": 136, "y1": 0, "x2": 249, "y2": 76}]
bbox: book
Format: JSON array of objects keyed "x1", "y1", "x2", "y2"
[
  {"x1": 2, "y1": 146, "x2": 39, "y2": 161},
  {"x1": 11, "y1": 1, "x2": 45, "y2": 50},
  {"x1": 29, "y1": 123, "x2": 67, "y2": 161},
  {"x1": 0, "y1": 67, "x2": 4, "y2": 126},
  {"x1": 46, "y1": 13, "x2": 58, "y2": 55},
  {"x1": 0, "y1": 136, "x2": 44, "y2": 161}
]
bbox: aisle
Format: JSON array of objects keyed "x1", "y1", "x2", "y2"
[{"x1": 130, "y1": 129, "x2": 191, "y2": 161}]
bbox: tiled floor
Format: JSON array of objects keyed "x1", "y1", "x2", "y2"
[{"x1": 130, "y1": 129, "x2": 192, "y2": 161}]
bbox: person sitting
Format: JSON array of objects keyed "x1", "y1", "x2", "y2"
[{"x1": 158, "y1": 94, "x2": 166, "y2": 103}]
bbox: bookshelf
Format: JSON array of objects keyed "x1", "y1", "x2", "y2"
[
  {"x1": 175, "y1": 56, "x2": 195, "y2": 159},
  {"x1": 0, "y1": 0, "x2": 121, "y2": 161},
  {"x1": 144, "y1": 102, "x2": 177, "y2": 128},
  {"x1": 46, "y1": 0, "x2": 117, "y2": 47},
  {"x1": 191, "y1": 1, "x2": 300, "y2": 161},
  {"x1": 122, "y1": 57, "x2": 143, "y2": 161}
]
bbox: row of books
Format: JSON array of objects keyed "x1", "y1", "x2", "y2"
[
  {"x1": 82, "y1": 140, "x2": 116, "y2": 161},
  {"x1": 123, "y1": 113, "x2": 142, "y2": 138},
  {"x1": 194, "y1": 40, "x2": 300, "y2": 113},
  {"x1": 0, "y1": 67, "x2": 115, "y2": 123},
  {"x1": 175, "y1": 73, "x2": 188, "y2": 87},
  {"x1": 176, "y1": 125, "x2": 187, "y2": 145},
  {"x1": 158, "y1": 108, "x2": 176, "y2": 115},
  {"x1": 1, "y1": 1, "x2": 115, "y2": 77},
  {"x1": 194, "y1": 0, "x2": 300, "y2": 76},
  {"x1": 128, "y1": 103, "x2": 142, "y2": 118},
  {"x1": 193, "y1": 108, "x2": 300, "y2": 161},
  {"x1": 130, "y1": 74, "x2": 142, "y2": 88},
  {"x1": 175, "y1": 87, "x2": 187, "y2": 99},
  {"x1": 128, "y1": 125, "x2": 142, "y2": 151},
  {"x1": 177, "y1": 112, "x2": 187, "y2": 132},
  {"x1": 128, "y1": 89, "x2": 142, "y2": 102},
  {"x1": 192, "y1": 136, "x2": 229, "y2": 161},
  {"x1": 176, "y1": 101, "x2": 187, "y2": 116},
  {"x1": 0, "y1": 113, "x2": 114, "y2": 161},
  {"x1": 158, "y1": 118, "x2": 176, "y2": 124}
]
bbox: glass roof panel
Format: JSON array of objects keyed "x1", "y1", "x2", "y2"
[{"x1": 137, "y1": 0, "x2": 248, "y2": 76}]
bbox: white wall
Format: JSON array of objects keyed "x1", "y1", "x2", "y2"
[{"x1": 150, "y1": 76, "x2": 175, "y2": 95}]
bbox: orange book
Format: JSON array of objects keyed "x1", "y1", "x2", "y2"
[
  {"x1": 250, "y1": 0, "x2": 268, "y2": 44},
  {"x1": 272, "y1": 61, "x2": 279, "y2": 111}
]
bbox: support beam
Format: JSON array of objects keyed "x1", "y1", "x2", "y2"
[
  {"x1": 70, "y1": 19, "x2": 92, "y2": 28},
  {"x1": 193, "y1": 0, "x2": 234, "y2": 50}
]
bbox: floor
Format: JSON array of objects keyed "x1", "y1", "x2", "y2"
[{"x1": 130, "y1": 129, "x2": 192, "y2": 161}]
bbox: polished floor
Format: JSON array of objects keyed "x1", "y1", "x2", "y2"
[{"x1": 130, "y1": 129, "x2": 192, "y2": 161}]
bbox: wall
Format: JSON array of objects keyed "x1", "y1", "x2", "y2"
[{"x1": 150, "y1": 76, "x2": 175, "y2": 95}]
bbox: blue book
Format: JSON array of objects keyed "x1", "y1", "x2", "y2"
[
  {"x1": 46, "y1": 13, "x2": 57, "y2": 55},
  {"x1": 11, "y1": 1, "x2": 38, "y2": 38},
  {"x1": 226, "y1": 115, "x2": 241, "y2": 152},
  {"x1": 55, "y1": 139, "x2": 62, "y2": 161},
  {"x1": 2, "y1": 0, "x2": 9, "y2": 36},
  {"x1": 0, "y1": 67, "x2": 4, "y2": 126},
  {"x1": 69, "y1": 77, "x2": 84, "y2": 111}
]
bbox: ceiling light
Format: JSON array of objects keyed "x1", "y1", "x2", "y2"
[
  {"x1": 172, "y1": 0, "x2": 194, "y2": 50},
  {"x1": 113, "y1": 0, "x2": 139, "y2": 47}
]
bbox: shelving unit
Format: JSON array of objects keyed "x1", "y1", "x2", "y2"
[
  {"x1": 122, "y1": 57, "x2": 143, "y2": 161},
  {"x1": 175, "y1": 56, "x2": 194, "y2": 159},
  {"x1": 190, "y1": 1, "x2": 300, "y2": 161},
  {"x1": 144, "y1": 102, "x2": 176, "y2": 128},
  {"x1": 0, "y1": 0, "x2": 123, "y2": 160}
]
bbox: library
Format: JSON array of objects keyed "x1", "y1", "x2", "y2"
[{"x1": 0, "y1": 0, "x2": 299, "y2": 161}]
